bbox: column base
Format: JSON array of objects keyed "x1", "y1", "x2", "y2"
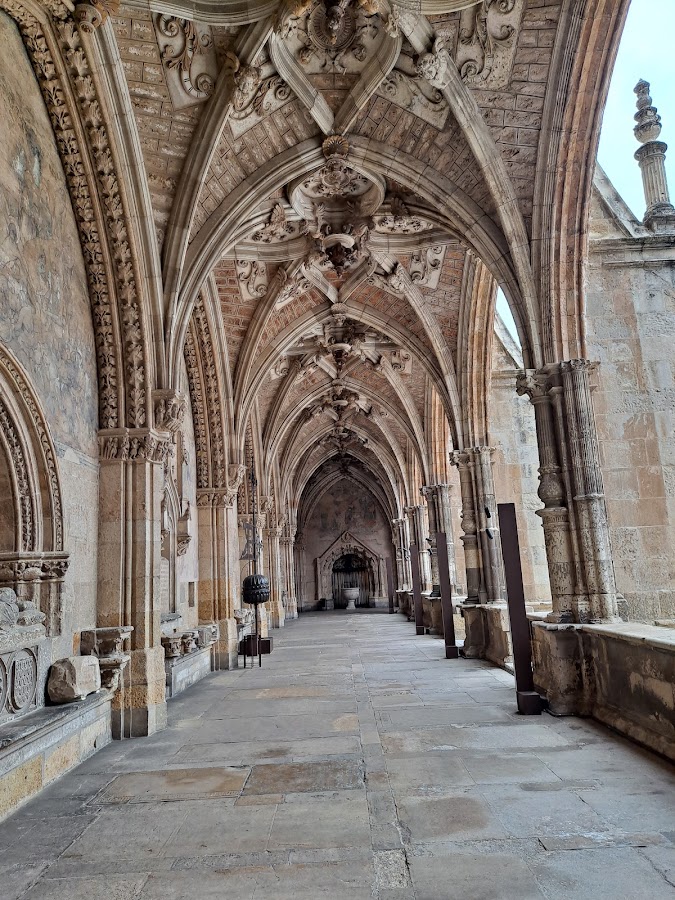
[
  {"x1": 212, "y1": 618, "x2": 239, "y2": 670},
  {"x1": 113, "y1": 646, "x2": 167, "y2": 739},
  {"x1": 269, "y1": 600, "x2": 285, "y2": 628}
]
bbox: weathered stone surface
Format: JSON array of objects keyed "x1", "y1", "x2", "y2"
[{"x1": 47, "y1": 657, "x2": 101, "y2": 704}]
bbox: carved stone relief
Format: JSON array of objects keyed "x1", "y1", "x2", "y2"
[
  {"x1": 0, "y1": 587, "x2": 46, "y2": 726},
  {"x1": 378, "y1": 68, "x2": 450, "y2": 130},
  {"x1": 229, "y1": 68, "x2": 293, "y2": 139},
  {"x1": 154, "y1": 16, "x2": 219, "y2": 110},
  {"x1": 455, "y1": 0, "x2": 524, "y2": 89},
  {"x1": 236, "y1": 260, "x2": 269, "y2": 300},
  {"x1": 279, "y1": 0, "x2": 382, "y2": 75},
  {"x1": 409, "y1": 245, "x2": 446, "y2": 289}
]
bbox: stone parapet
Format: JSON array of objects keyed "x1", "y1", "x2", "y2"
[
  {"x1": 459, "y1": 601, "x2": 513, "y2": 670},
  {"x1": 532, "y1": 620, "x2": 675, "y2": 761}
]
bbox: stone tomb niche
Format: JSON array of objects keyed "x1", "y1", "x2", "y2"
[{"x1": 331, "y1": 552, "x2": 371, "y2": 608}]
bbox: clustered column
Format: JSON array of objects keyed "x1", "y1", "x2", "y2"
[
  {"x1": 392, "y1": 517, "x2": 412, "y2": 591},
  {"x1": 405, "y1": 504, "x2": 432, "y2": 593},
  {"x1": 264, "y1": 524, "x2": 285, "y2": 628},
  {"x1": 420, "y1": 486, "x2": 441, "y2": 596},
  {"x1": 472, "y1": 447, "x2": 506, "y2": 602},
  {"x1": 518, "y1": 361, "x2": 620, "y2": 623},
  {"x1": 449, "y1": 451, "x2": 481, "y2": 602},
  {"x1": 280, "y1": 521, "x2": 298, "y2": 619},
  {"x1": 421, "y1": 483, "x2": 459, "y2": 594}
]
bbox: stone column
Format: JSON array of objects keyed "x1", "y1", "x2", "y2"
[
  {"x1": 392, "y1": 517, "x2": 412, "y2": 591},
  {"x1": 420, "y1": 487, "x2": 441, "y2": 596},
  {"x1": 422, "y1": 484, "x2": 459, "y2": 594},
  {"x1": 97, "y1": 430, "x2": 169, "y2": 738},
  {"x1": 633, "y1": 80, "x2": 675, "y2": 230},
  {"x1": 405, "y1": 505, "x2": 432, "y2": 593},
  {"x1": 196, "y1": 490, "x2": 238, "y2": 669},
  {"x1": 294, "y1": 531, "x2": 304, "y2": 612},
  {"x1": 280, "y1": 526, "x2": 298, "y2": 620},
  {"x1": 519, "y1": 362, "x2": 620, "y2": 624},
  {"x1": 516, "y1": 370, "x2": 575, "y2": 622},
  {"x1": 449, "y1": 451, "x2": 480, "y2": 602},
  {"x1": 558, "y1": 361, "x2": 620, "y2": 622},
  {"x1": 471, "y1": 447, "x2": 506, "y2": 602},
  {"x1": 264, "y1": 525, "x2": 285, "y2": 628}
]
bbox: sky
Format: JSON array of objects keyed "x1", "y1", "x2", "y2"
[{"x1": 497, "y1": 0, "x2": 675, "y2": 344}]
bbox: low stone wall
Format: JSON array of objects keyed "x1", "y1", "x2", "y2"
[
  {"x1": 0, "y1": 691, "x2": 111, "y2": 821},
  {"x1": 165, "y1": 646, "x2": 213, "y2": 699},
  {"x1": 532, "y1": 622, "x2": 675, "y2": 762}
]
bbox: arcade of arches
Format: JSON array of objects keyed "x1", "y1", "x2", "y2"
[{"x1": 0, "y1": 0, "x2": 674, "y2": 859}]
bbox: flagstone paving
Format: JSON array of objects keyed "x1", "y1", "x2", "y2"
[{"x1": 1, "y1": 612, "x2": 674, "y2": 899}]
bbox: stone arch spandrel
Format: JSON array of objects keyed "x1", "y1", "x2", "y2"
[{"x1": 0, "y1": 0, "x2": 164, "y2": 431}]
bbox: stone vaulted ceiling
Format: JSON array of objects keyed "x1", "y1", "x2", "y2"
[{"x1": 108, "y1": 0, "x2": 619, "y2": 519}]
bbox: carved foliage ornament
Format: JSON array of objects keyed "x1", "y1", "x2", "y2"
[
  {"x1": 157, "y1": 16, "x2": 215, "y2": 102},
  {"x1": 456, "y1": 0, "x2": 521, "y2": 88}
]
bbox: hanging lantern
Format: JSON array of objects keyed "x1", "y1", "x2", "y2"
[{"x1": 242, "y1": 572, "x2": 270, "y2": 606}]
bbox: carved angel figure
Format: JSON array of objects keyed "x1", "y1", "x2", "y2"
[{"x1": 415, "y1": 39, "x2": 452, "y2": 90}]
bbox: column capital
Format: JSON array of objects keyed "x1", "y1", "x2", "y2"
[
  {"x1": 197, "y1": 489, "x2": 237, "y2": 509},
  {"x1": 516, "y1": 369, "x2": 551, "y2": 402},
  {"x1": 98, "y1": 429, "x2": 172, "y2": 465},
  {"x1": 152, "y1": 390, "x2": 186, "y2": 434},
  {"x1": 449, "y1": 449, "x2": 471, "y2": 468}
]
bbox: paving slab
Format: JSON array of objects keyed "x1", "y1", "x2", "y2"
[{"x1": 1, "y1": 611, "x2": 674, "y2": 900}]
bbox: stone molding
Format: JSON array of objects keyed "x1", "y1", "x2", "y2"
[{"x1": 0, "y1": 345, "x2": 66, "y2": 554}]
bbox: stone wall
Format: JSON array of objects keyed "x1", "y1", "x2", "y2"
[
  {"x1": 0, "y1": 13, "x2": 99, "y2": 658},
  {"x1": 586, "y1": 178, "x2": 675, "y2": 622},
  {"x1": 299, "y1": 479, "x2": 393, "y2": 609}
]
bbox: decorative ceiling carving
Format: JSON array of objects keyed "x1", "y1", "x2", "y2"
[{"x1": 154, "y1": 16, "x2": 219, "y2": 108}]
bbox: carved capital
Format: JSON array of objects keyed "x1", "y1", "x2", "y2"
[
  {"x1": 516, "y1": 369, "x2": 550, "y2": 402},
  {"x1": 153, "y1": 390, "x2": 186, "y2": 433},
  {"x1": 99, "y1": 429, "x2": 173, "y2": 464}
]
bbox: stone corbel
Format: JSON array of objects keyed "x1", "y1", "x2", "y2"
[
  {"x1": 80, "y1": 625, "x2": 133, "y2": 691},
  {"x1": 161, "y1": 635, "x2": 183, "y2": 659},
  {"x1": 153, "y1": 390, "x2": 186, "y2": 434}
]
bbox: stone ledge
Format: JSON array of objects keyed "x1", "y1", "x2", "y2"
[
  {"x1": 0, "y1": 691, "x2": 112, "y2": 821},
  {"x1": 582, "y1": 621, "x2": 675, "y2": 653}
]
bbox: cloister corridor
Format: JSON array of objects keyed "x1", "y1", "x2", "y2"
[{"x1": 2, "y1": 612, "x2": 674, "y2": 900}]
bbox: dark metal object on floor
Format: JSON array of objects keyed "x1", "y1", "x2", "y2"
[
  {"x1": 386, "y1": 557, "x2": 395, "y2": 614},
  {"x1": 497, "y1": 502, "x2": 544, "y2": 715},
  {"x1": 241, "y1": 455, "x2": 270, "y2": 668},
  {"x1": 436, "y1": 531, "x2": 459, "y2": 659},
  {"x1": 410, "y1": 544, "x2": 424, "y2": 636}
]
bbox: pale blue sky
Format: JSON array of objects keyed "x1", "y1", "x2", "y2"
[{"x1": 497, "y1": 0, "x2": 675, "y2": 345}]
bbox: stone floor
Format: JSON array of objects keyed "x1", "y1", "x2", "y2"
[{"x1": 2, "y1": 612, "x2": 675, "y2": 899}]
